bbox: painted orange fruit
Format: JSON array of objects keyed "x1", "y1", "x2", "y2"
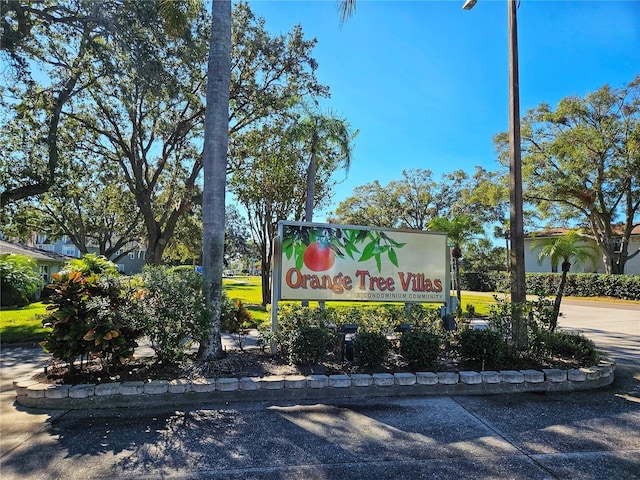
[{"x1": 303, "y1": 241, "x2": 336, "y2": 272}]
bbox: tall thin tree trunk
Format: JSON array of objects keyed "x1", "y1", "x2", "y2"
[
  {"x1": 454, "y1": 256, "x2": 462, "y2": 307},
  {"x1": 198, "y1": 0, "x2": 231, "y2": 361},
  {"x1": 305, "y1": 136, "x2": 317, "y2": 222},
  {"x1": 551, "y1": 261, "x2": 570, "y2": 332},
  {"x1": 301, "y1": 136, "x2": 317, "y2": 308}
]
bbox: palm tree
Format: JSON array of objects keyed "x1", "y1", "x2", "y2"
[
  {"x1": 338, "y1": 0, "x2": 357, "y2": 23},
  {"x1": 429, "y1": 215, "x2": 482, "y2": 309},
  {"x1": 289, "y1": 106, "x2": 356, "y2": 222},
  {"x1": 157, "y1": 0, "x2": 229, "y2": 359},
  {"x1": 532, "y1": 230, "x2": 598, "y2": 332},
  {"x1": 198, "y1": 0, "x2": 232, "y2": 360}
]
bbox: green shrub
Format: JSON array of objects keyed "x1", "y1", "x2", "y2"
[
  {"x1": 531, "y1": 330, "x2": 599, "y2": 365},
  {"x1": 487, "y1": 297, "x2": 513, "y2": 340},
  {"x1": 353, "y1": 331, "x2": 389, "y2": 368},
  {"x1": 287, "y1": 326, "x2": 330, "y2": 366},
  {"x1": 328, "y1": 304, "x2": 440, "y2": 335},
  {"x1": 221, "y1": 294, "x2": 254, "y2": 350},
  {"x1": 64, "y1": 253, "x2": 119, "y2": 276},
  {"x1": 221, "y1": 295, "x2": 254, "y2": 332},
  {"x1": 400, "y1": 330, "x2": 440, "y2": 367},
  {"x1": 40, "y1": 269, "x2": 141, "y2": 373},
  {"x1": 274, "y1": 304, "x2": 335, "y2": 355},
  {"x1": 459, "y1": 271, "x2": 502, "y2": 292},
  {"x1": 0, "y1": 253, "x2": 42, "y2": 307},
  {"x1": 463, "y1": 303, "x2": 476, "y2": 318},
  {"x1": 405, "y1": 303, "x2": 441, "y2": 330},
  {"x1": 137, "y1": 266, "x2": 211, "y2": 363},
  {"x1": 456, "y1": 329, "x2": 505, "y2": 369},
  {"x1": 493, "y1": 271, "x2": 640, "y2": 300}
]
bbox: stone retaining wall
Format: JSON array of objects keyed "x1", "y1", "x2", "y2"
[{"x1": 14, "y1": 361, "x2": 615, "y2": 410}]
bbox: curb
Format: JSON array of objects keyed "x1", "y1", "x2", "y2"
[{"x1": 14, "y1": 360, "x2": 616, "y2": 410}]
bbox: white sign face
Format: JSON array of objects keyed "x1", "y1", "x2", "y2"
[{"x1": 278, "y1": 222, "x2": 448, "y2": 303}]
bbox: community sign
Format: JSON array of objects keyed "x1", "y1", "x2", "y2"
[{"x1": 275, "y1": 221, "x2": 448, "y2": 304}]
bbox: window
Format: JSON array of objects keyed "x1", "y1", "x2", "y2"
[
  {"x1": 63, "y1": 246, "x2": 78, "y2": 256},
  {"x1": 40, "y1": 265, "x2": 49, "y2": 284},
  {"x1": 117, "y1": 264, "x2": 125, "y2": 273},
  {"x1": 129, "y1": 252, "x2": 135, "y2": 259}
]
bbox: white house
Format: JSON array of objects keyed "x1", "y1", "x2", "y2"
[{"x1": 524, "y1": 226, "x2": 640, "y2": 275}]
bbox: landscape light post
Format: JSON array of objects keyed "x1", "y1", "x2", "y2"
[{"x1": 463, "y1": 0, "x2": 527, "y2": 347}]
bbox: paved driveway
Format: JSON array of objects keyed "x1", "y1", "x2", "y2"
[
  {"x1": 558, "y1": 298, "x2": 639, "y2": 366},
  {"x1": 1, "y1": 299, "x2": 638, "y2": 479},
  {"x1": 1, "y1": 367, "x2": 638, "y2": 480}
]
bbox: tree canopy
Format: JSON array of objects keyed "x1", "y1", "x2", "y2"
[
  {"x1": 332, "y1": 167, "x2": 505, "y2": 231},
  {"x1": 495, "y1": 76, "x2": 640, "y2": 273},
  {"x1": 229, "y1": 110, "x2": 355, "y2": 304},
  {"x1": 1, "y1": 1, "x2": 330, "y2": 268}
]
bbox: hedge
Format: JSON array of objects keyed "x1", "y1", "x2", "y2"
[{"x1": 461, "y1": 271, "x2": 640, "y2": 300}]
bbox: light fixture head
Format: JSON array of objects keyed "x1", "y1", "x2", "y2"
[{"x1": 462, "y1": 0, "x2": 478, "y2": 10}]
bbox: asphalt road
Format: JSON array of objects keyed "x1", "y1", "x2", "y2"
[{"x1": 1, "y1": 299, "x2": 638, "y2": 480}]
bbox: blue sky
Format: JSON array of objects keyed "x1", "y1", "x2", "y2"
[{"x1": 246, "y1": 0, "x2": 639, "y2": 221}]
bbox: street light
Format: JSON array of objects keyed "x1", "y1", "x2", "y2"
[
  {"x1": 463, "y1": 0, "x2": 527, "y2": 347},
  {"x1": 462, "y1": 0, "x2": 477, "y2": 10}
]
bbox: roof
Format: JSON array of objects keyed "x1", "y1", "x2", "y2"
[{"x1": 0, "y1": 240, "x2": 73, "y2": 263}]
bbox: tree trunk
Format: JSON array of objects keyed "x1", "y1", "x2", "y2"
[
  {"x1": 454, "y1": 256, "x2": 462, "y2": 310},
  {"x1": 551, "y1": 260, "x2": 570, "y2": 332},
  {"x1": 300, "y1": 136, "x2": 318, "y2": 309},
  {"x1": 305, "y1": 135, "x2": 318, "y2": 222},
  {"x1": 260, "y1": 240, "x2": 271, "y2": 306},
  {"x1": 198, "y1": 0, "x2": 231, "y2": 361},
  {"x1": 145, "y1": 233, "x2": 167, "y2": 266},
  {"x1": 611, "y1": 254, "x2": 626, "y2": 274},
  {"x1": 261, "y1": 262, "x2": 271, "y2": 307}
]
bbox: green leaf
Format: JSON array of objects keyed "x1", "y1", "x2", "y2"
[
  {"x1": 359, "y1": 242, "x2": 376, "y2": 262},
  {"x1": 356, "y1": 230, "x2": 368, "y2": 241},
  {"x1": 282, "y1": 236, "x2": 293, "y2": 258},
  {"x1": 388, "y1": 248, "x2": 399, "y2": 267},
  {"x1": 295, "y1": 244, "x2": 305, "y2": 270}
]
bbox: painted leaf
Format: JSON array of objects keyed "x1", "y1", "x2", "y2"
[
  {"x1": 359, "y1": 241, "x2": 376, "y2": 262},
  {"x1": 295, "y1": 244, "x2": 305, "y2": 270},
  {"x1": 388, "y1": 248, "x2": 399, "y2": 267}
]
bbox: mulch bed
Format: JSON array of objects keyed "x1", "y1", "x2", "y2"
[{"x1": 33, "y1": 347, "x2": 584, "y2": 386}]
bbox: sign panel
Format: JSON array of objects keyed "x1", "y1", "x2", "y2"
[{"x1": 277, "y1": 221, "x2": 448, "y2": 303}]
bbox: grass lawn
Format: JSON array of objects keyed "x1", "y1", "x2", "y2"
[
  {"x1": 0, "y1": 277, "x2": 500, "y2": 345},
  {"x1": 223, "y1": 277, "x2": 499, "y2": 324},
  {"x1": 0, "y1": 302, "x2": 50, "y2": 344}
]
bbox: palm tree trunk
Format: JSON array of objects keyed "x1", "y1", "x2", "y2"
[
  {"x1": 551, "y1": 263, "x2": 569, "y2": 332},
  {"x1": 454, "y1": 256, "x2": 462, "y2": 308},
  {"x1": 198, "y1": 0, "x2": 231, "y2": 361}
]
